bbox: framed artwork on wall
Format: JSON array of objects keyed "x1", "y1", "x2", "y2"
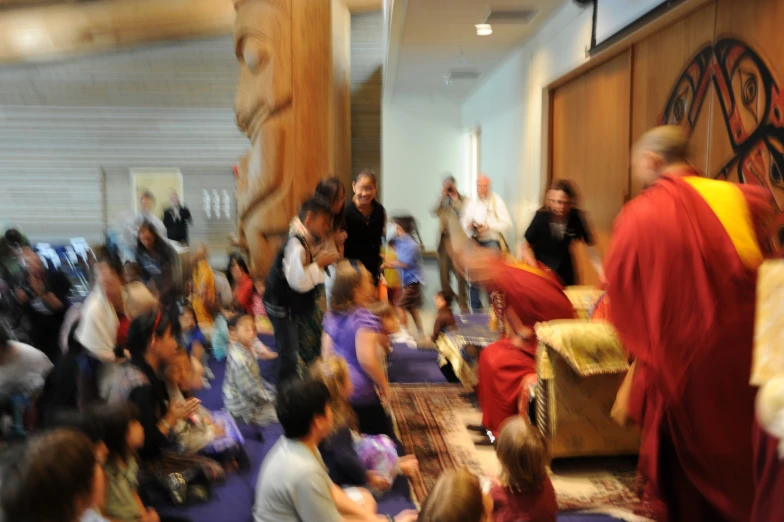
[{"x1": 130, "y1": 168, "x2": 184, "y2": 218}]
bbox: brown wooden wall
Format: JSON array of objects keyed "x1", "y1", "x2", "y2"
[
  {"x1": 551, "y1": 51, "x2": 631, "y2": 287},
  {"x1": 550, "y1": 0, "x2": 784, "y2": 282}
]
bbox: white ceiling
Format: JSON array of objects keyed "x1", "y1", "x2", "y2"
[{"x1": 388, "y1": 0, "x2": 566, "y2": 100}]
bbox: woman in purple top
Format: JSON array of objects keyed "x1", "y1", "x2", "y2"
[{"x1": 322, "y1": 259, "x2": 395, "y2": 438}]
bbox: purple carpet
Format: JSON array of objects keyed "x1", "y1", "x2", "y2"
[{"x1": 157, "y1": 333, "x2": 622, "y2": 522}]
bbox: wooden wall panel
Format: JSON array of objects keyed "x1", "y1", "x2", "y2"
[
  {"x1": 551, "y1": 51, "x2": 631, "y2": 287},
  {"x1": 708, "y1": 0, "x2": 784, "y2": 250},
  {"x1": 331, "y1": 0, "x2": 353, "y2": 188},
  {"x1": 630, "y1": 4, "x2": 717, "y2": 196},
  {"x1": 350, "y1": 12, "x2": 383, "y2": 184},
  {"x1": 0, "y1": 38, "x2": 245, "y2": 248}
]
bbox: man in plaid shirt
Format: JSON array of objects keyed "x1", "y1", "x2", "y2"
[{"x1": 222, "y1": 314, "x2": 277, "y2": 426}]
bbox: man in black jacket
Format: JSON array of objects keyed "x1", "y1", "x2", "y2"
[{"x1": 162, "y1": 190, "x2": 193, "y2": 245}]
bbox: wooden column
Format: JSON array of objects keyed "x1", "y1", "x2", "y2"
[{"x1": 233, "y1": 0, "x2": 351, "y2": 275}]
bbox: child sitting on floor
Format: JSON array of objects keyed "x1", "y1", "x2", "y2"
[
  {"x1": 419, "y1": 468, "x2": 494, "y2": 522},
  {"x1": 100, "y1": 402, "x2": 160, "y2": 522},
  {"x1": 179, "y1": 303, "x2": 211, "y2": 386},
  {"x1": 311, "y1": 356, "x2": 418, "y2": 496},
  {"x1": 490, "y1": 417, "x2": 557, "y2": 522},
  {"x1": 210, "y1": 302, "x2": 239, "y2": 361},
  {"x1": 368, "y1": 299, "x2": 416, "y2": 350},
  {"x1": 431, "y1": 291, "x2": 457, "y2": 343},
  {"x1": 251, "y1": 276, "x2": 273, "y2": 334},
  {"x1": 165, "y1": 349, "x2": 246, "y2": 460},
  {"x1": 222, "y1": 314, "x2": 277, "y2": 426},
  {"x1": 213, "y1": 303, "x2": 277, "y2": 363}
]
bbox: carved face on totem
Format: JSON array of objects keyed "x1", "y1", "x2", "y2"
[
  {"x1": 661, "y1": 38, "x2": 784, "y2": 252},
  {"x1": 233, "y1": 0, "x2": 292, "y2": 141}
]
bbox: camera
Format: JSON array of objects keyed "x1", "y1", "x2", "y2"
[{"x1": 470, "y1": 221, "x2": 481, "y2": 241}]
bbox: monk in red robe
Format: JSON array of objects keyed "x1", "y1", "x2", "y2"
[
  {"x1": 606, "y1": 126, "x2": 775, "y2": 521},
  {"x1": 452, "y1": 247, "x2": 576, "y2": 438}
]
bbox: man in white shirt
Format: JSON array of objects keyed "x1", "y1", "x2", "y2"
[
  {"x1": 254, "y1": 379, "x2": 417, "y2": 522},
  {"x1": 460, "y1": 175, "x2": 513, "y2": 310}
]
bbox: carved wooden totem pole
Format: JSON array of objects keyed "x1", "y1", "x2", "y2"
[{"x1": 233, "y1": 0, "x2": 351, "y2": 275}]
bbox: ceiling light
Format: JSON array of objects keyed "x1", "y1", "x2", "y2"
[{"x1": 475, "y1": 23, "x2": 493, "y2": 36}]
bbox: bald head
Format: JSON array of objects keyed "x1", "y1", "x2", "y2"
[
  {"x1": 632, "y1": 125, "x2": 691, "y2": 186},
  {"x1": 477, "y1": 175, "x2": 491, "y2": 199}
]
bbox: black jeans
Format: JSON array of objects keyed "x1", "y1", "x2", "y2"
[{"x1": 269, "y1": 313, "x2": 299, "y2": 391}]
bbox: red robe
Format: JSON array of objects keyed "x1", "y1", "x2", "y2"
[
  {"x1": 605, "y1": 170, "x2": 773, "y2": 521},
  {"x1": 751, "y1": 420, "x2": 784, "y2": 522},
  {"x1": 477, "y1": 261, "x2": 576, "y2": 435}
]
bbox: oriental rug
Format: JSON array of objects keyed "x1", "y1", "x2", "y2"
[{"x1": 389, "y1": 383, "x2": 654, "y2": 521}]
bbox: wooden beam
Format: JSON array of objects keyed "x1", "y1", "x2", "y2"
[{"x1": 0, "y1": 0, "x2": 235, "y2": 64}]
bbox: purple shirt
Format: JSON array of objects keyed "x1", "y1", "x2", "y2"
[{"x1": 323, "y1": 308, "x2": 381, "y2": 405}]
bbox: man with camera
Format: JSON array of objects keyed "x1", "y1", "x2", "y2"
[
  {"x1": 460, "y1": 175, "x2": 513, "y2": 311},
  {"x1": 431, "y1": 175, "x2": 468, "y2": 312}
]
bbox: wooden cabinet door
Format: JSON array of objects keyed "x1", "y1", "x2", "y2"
[{"x1": 551, "y1": 51, "x2": 631, "y2": 287}]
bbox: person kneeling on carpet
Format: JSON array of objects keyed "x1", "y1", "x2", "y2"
[
  {"x1": 430, "y1": 291, "x2": 456, "y2": 344},
  {"x1": 253, "y1": 378, "x2": 418, "y2": 522},
  {"x1": 489, "y1": 417, "x2": 557, "y2": 522},
  {"x1": 222, "y1": 314, "x2": 277, "y2": 427},
  {"x1": 166, "y1": 349, "x2": 245, "y2": 461},
  {"x1": 418, "y1": 468, "x2": 493, "y2": 522},
  {"x1": 311, "y1": 356, "x2": 418, "y2": 496}
]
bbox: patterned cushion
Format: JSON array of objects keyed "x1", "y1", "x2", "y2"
[
  {"x1": 563, "y1": 286, "x2": 604, "y2": 319},
  {"x1": 535, "y1": 320, "x2": 628, "y2": 377},
  {"x1": 752, "y1": 259, "x2": 784, "y2": 385}
]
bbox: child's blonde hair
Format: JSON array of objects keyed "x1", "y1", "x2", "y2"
[
  {"x1": 330, "y1": 259, "x2": 371, "y2": 313},
  {"x1": 418, "y1": 468, "x2": 486, "y2": 522},
  {"x1": 367, "y1": 300, "x2": 395, "y2": 320},
  {"x1": 309, "y1": 356, "x2": 357, "y2": 431},
  {"x1": 495, "y1": 417, "x2": 549, "y2": 493}
]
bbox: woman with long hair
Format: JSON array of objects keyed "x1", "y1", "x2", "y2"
[
  {"x1": 322, "y1": 260, "x2": 394, "y2": 438},
  {"x1": 315, "y1": 177, "x2": 348, "y2": 256},
  {"x1": 102, "y1": 310, "x2": 224, "y2": 490},
  {"x1": 521, "y1": 180, "x2": 604, "y2": 286},
  {"x1": 227, "y1": 253, "x2": 254, "y2": 314},
  {"x1": 135, "y1": 221, "x2": 177, "y2": 301}
]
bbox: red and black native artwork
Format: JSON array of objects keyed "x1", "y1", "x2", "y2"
[{"x1": 660, "y1": 38, "x2": 784, "y2": 254}]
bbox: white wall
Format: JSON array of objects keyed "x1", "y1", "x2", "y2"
[
  {"x1": 462, "y1": 2, "x2": 594, "y2": 239},
  {"x1": 381, "y1": 98, "x2": 467, "y2": 251},
  {"x1": 0, "y1": 36, "x2": 246, "y2": 255}
]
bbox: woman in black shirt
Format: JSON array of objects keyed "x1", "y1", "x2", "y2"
[
  {"x1": 343, "y1": 170, "x2": 386, "y2": 284},
  {"x1": 104, "y1": 310, "x2": 195, "y2": 459},
  {"x1": 522, "y1": 180, "x2": 605, "y2": 286}
]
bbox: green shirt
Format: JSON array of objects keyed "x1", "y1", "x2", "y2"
[{"x1": 104, "y1": 458, "x2": 142, "y2": 521}]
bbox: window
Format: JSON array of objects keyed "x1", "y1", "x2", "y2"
[{"x1": 466, "y1": 127, "x2": 481, "y2": 197}]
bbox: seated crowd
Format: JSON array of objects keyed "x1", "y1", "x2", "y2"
[{"x1": 0, "y1": 173, "x2": 560, "y2": 522}]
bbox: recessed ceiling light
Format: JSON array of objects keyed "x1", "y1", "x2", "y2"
[{"x1": 475, "y1": 23, "x2": 493, "y2": 36}]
